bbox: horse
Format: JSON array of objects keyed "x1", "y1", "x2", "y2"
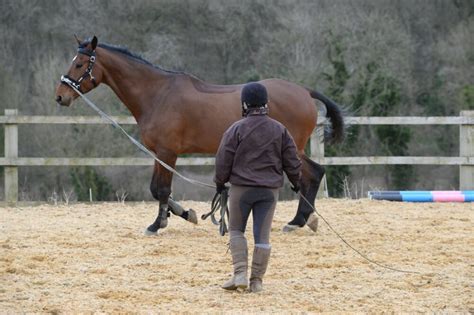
[{"x1": 55, "y1": 36, "x2": 345, "y2": 235}]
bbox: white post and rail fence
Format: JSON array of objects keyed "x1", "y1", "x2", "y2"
[{"x1": 1, "y1": 109, "x2": 473, "y2": 205}]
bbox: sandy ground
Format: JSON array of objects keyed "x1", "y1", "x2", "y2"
[{"x1": 0, "y1": 199, "x2": 473, "y2": 313}]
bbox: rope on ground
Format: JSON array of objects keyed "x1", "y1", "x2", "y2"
[{"x1": 299, "y1": 193, "x2": 422, "y2": 274}]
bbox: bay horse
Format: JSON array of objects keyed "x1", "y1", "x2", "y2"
[{"x1": 55, "y1": 36, "x2": 345, "y2": 234}]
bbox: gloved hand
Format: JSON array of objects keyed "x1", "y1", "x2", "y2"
[
  {"x1": 291, "y1": 183, "x2": 300, "y2": 194},
  {"x1": 216, "y1": 183, "x2": 228, "y2": 194}
]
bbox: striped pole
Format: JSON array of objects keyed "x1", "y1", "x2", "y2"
[{"x1": 368, "y1": 191, "x2": 474, "y2": 202}]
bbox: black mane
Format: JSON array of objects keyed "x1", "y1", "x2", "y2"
[{"x1": 79, "y1": 39, "x2": 186, "y2": 75}]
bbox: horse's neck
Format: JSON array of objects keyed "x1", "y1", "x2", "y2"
[{"x1": 98, "y1": 49, "x2": 170, "y2": 121}]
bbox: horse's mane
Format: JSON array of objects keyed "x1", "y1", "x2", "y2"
[{"x1": 79, "y1": 39, "x2": 188, "y2": 76}]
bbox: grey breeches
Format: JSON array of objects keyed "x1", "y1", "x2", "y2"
[{"x1": 228, "y1": 185, "x2": 279, "y2": 245}]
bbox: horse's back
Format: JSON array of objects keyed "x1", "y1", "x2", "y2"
[
  {"x1": 167, "y1": 77, "x2": 318, "y2": 153},
  {"x1": 259, "y1": 79, "x2": 318, "y2": 149}
]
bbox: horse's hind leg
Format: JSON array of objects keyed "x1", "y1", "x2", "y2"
[{"x1": 283, "y1": 155, "x2": 325, "y2": 233}]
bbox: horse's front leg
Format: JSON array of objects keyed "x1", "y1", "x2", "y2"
[
  {"x1": 168, "y1": 198, "x2": 198, "y2": 224},
  {"x1": 145, "y1": 153, "x2": 198, "y2": 235},
  {"x1": 145, "y1": 153, "x2": 176, "y2": 235}
]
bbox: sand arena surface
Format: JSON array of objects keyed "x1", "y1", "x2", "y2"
[{"x1": 0, "y1": 199, "x2": 473, "y2": 313}]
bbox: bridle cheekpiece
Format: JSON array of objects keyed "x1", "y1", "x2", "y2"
[{"x1": 60, "y1": 46, "x2": 97, "y2": 93}]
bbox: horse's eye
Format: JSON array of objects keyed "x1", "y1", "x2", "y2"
[{"x1": 75, "y1": 63, "x2": 83, "y2": 69}]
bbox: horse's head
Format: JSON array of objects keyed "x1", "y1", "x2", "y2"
[{"x1": 55, "y1": 35, "x2": 102, "y2": 106}]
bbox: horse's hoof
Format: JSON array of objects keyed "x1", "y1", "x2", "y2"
[
  {"x1": 306, "y1": 213, "x2": 319, "y2": 233},
  {"x1": 282, "y1": 224, "x2": 303, "y2": 233},
  {"x1": 144, "y1": 228, "x2": 158, "y2": 236},
  {"x1": 187, "y1": 209, "x2": 198, "y2": 224}
]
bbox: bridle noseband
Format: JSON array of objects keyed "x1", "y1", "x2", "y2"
[{"x1": 60, "y1": 47, "x2": 97, "y2": 93}]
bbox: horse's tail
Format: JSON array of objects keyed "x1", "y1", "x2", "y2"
[{"x1": 308, "y1": 89, "x2": 345, "y2": 144}]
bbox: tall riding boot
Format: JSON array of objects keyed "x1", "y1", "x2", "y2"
[
  {"x1": 222, "y1": 231, "x2": 248, "y2": 290},
  {"x1": 249, "y1": 246, "x2": 271, "y2": 293}
]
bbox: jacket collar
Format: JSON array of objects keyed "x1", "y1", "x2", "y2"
[{"x1": 246, "y1": 107, "x2": 269, "y2": 116}]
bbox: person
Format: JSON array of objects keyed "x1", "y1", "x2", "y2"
[{"x1": 214, "y1": 82, "x2": 302, "y2": 293}]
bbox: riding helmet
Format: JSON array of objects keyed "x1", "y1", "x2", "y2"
[{"x1": 241, "y1": 82, "x2": 268, "y2": 108}]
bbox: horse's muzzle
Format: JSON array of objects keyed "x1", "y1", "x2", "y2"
[{"x1": 55, "y1": 95, "x2": 72, "y2": 107}]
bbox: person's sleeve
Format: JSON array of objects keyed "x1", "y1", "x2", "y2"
[
  {"x1": 282, "y1": 128, "x2": 302, "y2": 187},
  {"x1": 214, "y1": 127, "x2": 237, "y2": 186}
]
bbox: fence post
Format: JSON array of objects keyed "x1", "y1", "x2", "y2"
[
  {"x1": 311, "y1": 127, "x2": 328, "y2": 198},
  {"x1": 4, "y1": 109, "x2": 18, "y2": 205},
  {"x1": 460, "y1": 111, "x2": 474, "y2": 190}
]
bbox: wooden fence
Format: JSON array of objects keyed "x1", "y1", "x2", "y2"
[{"x1": 1, "y1": 109, "x2": 473, "y2": 204}]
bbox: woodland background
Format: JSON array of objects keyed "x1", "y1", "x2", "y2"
[{"x1": 0, "y1": 0, "x2": 473, "y2": 202}]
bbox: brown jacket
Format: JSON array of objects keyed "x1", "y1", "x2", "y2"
[{"x1": 214, "y1": 110, "x2": 302, "y2": 188}]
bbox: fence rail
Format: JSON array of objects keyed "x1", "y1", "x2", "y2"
[
  {"x1": 1, "y1": 115, "x2": 474, "y2": 125},
  {"x1": 1, "y1": 109, "x2": 473, "y2": 203},
  {"x1": 0, "y1": 156, "x2": 473, "y2": 167}
]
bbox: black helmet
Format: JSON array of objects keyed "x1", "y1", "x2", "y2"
[{"x1": 241, "y1": 82, "x2": 268, "y2": 108}]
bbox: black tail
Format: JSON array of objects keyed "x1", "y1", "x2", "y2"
[{"x1": 309, "y1": 90, "x2": 345, "y2": 144}]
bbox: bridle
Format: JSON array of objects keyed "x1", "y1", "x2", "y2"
[{"x1": 60, "y1": 47, "x2": 97, "y2": 93}]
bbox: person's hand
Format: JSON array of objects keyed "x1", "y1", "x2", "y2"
[
  {"x1": 291, "y1": 184, "x2": 300, "y2": 194},
  {"x1": 216, "y1": 183, "x2": 228, "y2": 194}
]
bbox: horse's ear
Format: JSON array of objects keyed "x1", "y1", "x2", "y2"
[
  {"x1": 91, "y1": 36, "x2": 98, "y2": 51},
  {"x1": 74, "y1": 34, "x2": 82, "y2": 45}
]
